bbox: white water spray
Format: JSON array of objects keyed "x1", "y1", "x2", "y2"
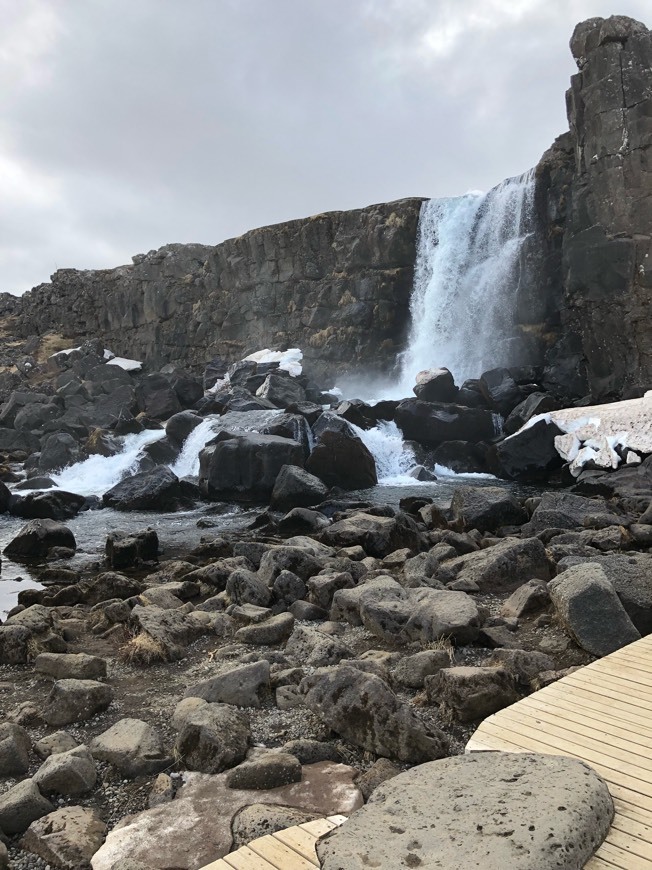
[
  {"x1": 51, "y1": 429, "x2": 165, "y2": 497},
  {"x1": 395, "y1": 170, "x2": 535, "y2": 394},
  {"x1": 352, "y1": 421, "x2": 416, "y2": 484}
]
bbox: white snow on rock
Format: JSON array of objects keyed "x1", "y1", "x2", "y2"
[
  {"x1": 106, "y1": 356, "x2": 142, "y2": 371},
  {"x1": 513, "y1": 395, "x2": 652, "y2": 476},
  {"x1": 244, "y1": 348, "x2": 303, "y2": 377}
]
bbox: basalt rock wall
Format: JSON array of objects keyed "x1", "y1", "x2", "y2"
[
  {"x1": 8, "y1": 199, "x2": 423, "y2": 383},
  {"x1": 541, "y1": 15, "x2": 652, "y2": 400}
]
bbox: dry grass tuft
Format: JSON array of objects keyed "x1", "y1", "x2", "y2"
[
  {"x1": 119, "y1": 632, "x2": 168, "y2": 666},
  {"x1": 423, "y1": 635, "x2": 455, "y2": 663},
  {"x1": 35, "y1": 333, "x2": 72, "y2": 363}
]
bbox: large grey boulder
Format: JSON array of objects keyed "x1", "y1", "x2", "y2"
[
  {"x1": 285, "y1": 625, "x2": 353, "y2": 668},
  {"x1": 21, "y1": 806, "x2": 107, "y2": 870},
  {"x1": 174, "y1": 699, "x2": 251, "y2": 774},
  {"x1": 435, "y1": 536, "x2": 551, "y2": 593},
  {"x1": 129, "y1": 604, "x2": 205, "y2": 662},
  {"x1": 556, "y1": 552, "x2": 652, "y2": 635},
  {"x1": 523, "y1": 491, "x2": 623, "y2": 534},
  {"x1": 0, "y1": 779, "x2": 54, "y2": 834},
  {"x1": 320, "y1": 511, "x2": 421, "y2": 558},
  {"x1": 43, "y1": 679, "x2": 114, "y2": 726},
  {"x1": 450, "y1": 485, "x2": 528, "y2": 532},
  {"x1": 35, "y1": 652, "x2": 107, "y2": 681},
  {"x1": 549, "y1": 563, "x2": 641, "y2": 656},
  {"x1": 33, "y1": 745, "x2": 97, "y2": 795},
  {"x1": 301, "y1": 665, "x2": 449, "y2": 763},
  {"x1": 90, "y1": 718, "x2": 171, "y2": 777},
  {"x1": 183, "y1": 661, "x2": 270, "y2": 708},
  {"x1": 426, "y1": 666, "x2": 519, "y2": 722},
  {"x1": 317, "y1": 753, "x2": 613, "y2": 870}
]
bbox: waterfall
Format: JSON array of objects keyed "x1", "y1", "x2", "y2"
[{"x1": 396, "y1": 169, "x2": 535, "y2": 394}]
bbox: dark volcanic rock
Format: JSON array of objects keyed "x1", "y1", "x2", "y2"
[
  {"x1": 413, "y1": 368, "x2": 458, "y2": 403},
  {"x1": 103, "y1": 466, "x2": 197, "y2": 511},
  {"x1": 395, "y1": 399, "x2": 496, "y2": 448},
  {"x1": 270, "y1": 465, "x2": 329, "y2": 511},
  {"x1": 10, "y1": 491, "x2": 86, "y2": 521},
  {"x1": 4, "y1": 519, "x2": 76, "y2": 558},
  {"x1": 199, "y1": 431, "x2": 304, "y2": 502},
  {"x1": 135, "y1": 374, "x2": 182, "y2": 421},
  {"x1": 305, "y1": 430, "x2": 377, "y2": 490},
  {"x1": 493, "y1": 419, "x2": 564, "y2": 480}
]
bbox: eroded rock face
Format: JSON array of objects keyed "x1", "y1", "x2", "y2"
[
  {"x1": 12, "y1": 200, "x2": 423, "y2": 384},
  {"x1": 316, "y1": 753, "x2": 613, "y2": 870}
]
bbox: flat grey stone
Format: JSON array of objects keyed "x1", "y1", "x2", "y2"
[
  {"x1": 90, "y1": 718, "x2": 171, "y2": 777},
  {"x1": 35, "y1": 652, "x2": 107, "y2": 680},
  {"x1": 317, "y1": 753, "x2": 613, "y2": 870},
  {"x1": 21, "y1": 805, "x2": 107, "y2": 869},
  {"x1": 0, "y1": 779, "x2": 55, "y2": 835},
  {"x1": 33, "y1": 744, "x2": 96, "y2": 795}
]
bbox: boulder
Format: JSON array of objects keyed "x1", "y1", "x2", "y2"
[
  {"x1": 270, "y1": 465, "x2": 329, "y2": 511},
  {"x1": 34, "y1": 732, "x2": 79, "y2": 759},
  {"x1": 135, "y1": 374, "x2": 181, "y2": 421},
  {"x1": 0, "y1": 779, "x2": 54, "y2": 835},
  {"x1": 234, "y1": 612, "x2": 295, "y2": 645},
  {"x1": 33, "y1": 745, "x2": 97, "y2": 795},
  {"x1": 432, "y1": 440, "x2": 487, "y2": 474},
  {"x1": 0, "y1": 723, "x2": 31, "y2": 776},
  {"x1": 174, "y1": 700, "x2": 251, "y2": 774},
  {"x1": 413, "y1": 367, "x2": 458, "y2": 403},
  {"x1": 4, "y1": 518, "x2": 76, "y2": 558},
  {"x1": 10, "y1": 490, "x2": 86, "y2": 521},
  {"x1": 0, "y1": 624, "x2": 31, "y2": 664},
  {"x1": 426, "y1": 666, "x2": 519, "y2": 722},
  {"x1": 35, "y1": 652, "x2": 107, "y2": 681},
  {"x1": 504, "y1": 392, "x2": 561, "y2": 436},
  {"x1": 129, "y1": 605, "x2": 205, "y2": 662},
  {"x1": 316, "y1": 754, "x2": 613, "y2": 870},
  {"x1": 184, "y1": 661, "x2": 271, "y2": 708},
  {"x1": 450, "y1": 485, "x2": 528, "y2": 532},
  {"x1": 556, "y1": 552, "x2": 652, "y2": 635},
  {"x1": 199, "y1": 431, "x2": 304, "y2": 501},
  {"x1": 500, "y1": 580, "x2": 551, "y2": 619},
  {"x1": 231, "y1": 804, "x2": 320, "y2": 849},
  {"x1": 285, "y1": 625, "x2": 353, "y2": 668},
  {"x1": 523, "y1": 491, "x2": 622, "y2": 534},
  {"x1": 225, "y1": 752, "x2": 302, "y2": 790},
  {"x1": 43, "y1": 679, "x2": 114, "y2": 726},
  {"x1": 103, "y1": 466, "x2": 196, "y2": 511},
  {"x1": 20, "y1": 806, "x2": 107, "y2": 870},
  {"x1": 256, "y1": 372, "x2": 306, "y2": 408},
  {"x1": 494, "y1": 419, "x2": 564, "y2": 480},
  {"x1": 165, "y1": 410, "x2": 203, "y2": 447},
  {"x1": 301, "y1": 665, "x2": 449, "y2": 763},
  {"x1": 479, "y1": 367, "x2": 524, "y2": 414},
  {"x1": 435, "y1": 536, "x2": 551, "y2": 593},
  {"x1": 38, "y1": 432, "x2": 80, "y2": 472},
  {"x1": 395, "y1": 398, "x2": 496, "y2": 447},
  {"x1": 320, "y1": 511, "x2": 420, "y2": 558},
  {"x1": 105, "y1": 528, "x2": 159, "y2": 569},
  {"x1": 305, "y1": 430, "x2": 377, "y2": 489},
  {"x1": 90, "y1": 719, "x2": 171, "y2": 777},
  {"x1": 549, "y1": 563, "x2": 641, "y2": 656}
]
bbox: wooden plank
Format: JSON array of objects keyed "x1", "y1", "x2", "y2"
[
  {"x1": 218, "y1": 845, "x2": 280, "y2": 869},
  {"x1": 563, "y1": 671, "x2": 652, "y2": 706},
  {"x1": 495, "y1": 706, "x2": 652, "y2": 773},
  {"x1": 540, "y1": 682, "x2": 652, "y2": 727},
  {"x1": 199, "y1": 861, "x2": 233, "y2": 870},
  {"x1": 586, "y1": 855, "x2": 630, "y2": 870},
  {"x1": 606, "y1": 826, "x2": 652, "y2": 861},
  {"x1": 273, "y1": 827, "x2": 321, "y2": 863},
  {"x1": 523, "y1": 693, "x2": 652, "y2": 746},
  {"x1": 595, "y1": 840, "x2": 652, "y2": 870},
  {"x1": 298, "y1": 818, "x2": 338, "y2": 837},
  {"x1": 475, "y1": 719, "x2": 652, "y2": 799},
  {"x1": 248, "y1": 833, "x2": 316, "y2": 869}
]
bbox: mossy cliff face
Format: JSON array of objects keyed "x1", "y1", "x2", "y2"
[{"x1": 10, "y1": 199, "x2": 423, "y2": 383}]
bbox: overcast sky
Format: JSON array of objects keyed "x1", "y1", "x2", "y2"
[{"x1": 1, "y1": 0, "x2": 650, "y2": 295}]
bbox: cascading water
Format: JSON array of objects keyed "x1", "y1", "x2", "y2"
[
  {"x1": 51, "y1": 429, "x2": 166, "y2": 497},
  {"x1": 352, "y1": 421, "x2": 416, "y2": 483},
  {"x1": 395, "y1": 168, "x2": 536, "y2": 394}
]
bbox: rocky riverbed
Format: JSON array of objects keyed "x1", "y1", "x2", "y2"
[{"x1": 0, "y1": 334, "x2": 651, "y2": 868}]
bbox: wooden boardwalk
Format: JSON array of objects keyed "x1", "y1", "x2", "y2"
[
  {"x1": 467, "y1": 633, "x2": 652, "y2": 869},
  {"x1": 200, "y1": 815, "x2": 347, "y2": 870}
]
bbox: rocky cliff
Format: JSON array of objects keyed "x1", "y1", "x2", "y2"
[
  {"x1": 7, "y1": 199, "x2": 423, "y2": 383},
  {"x1": 543, "y1": 15, "x2": 652, "y2": 400}
]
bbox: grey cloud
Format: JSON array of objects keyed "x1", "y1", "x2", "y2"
[{"x1": 0, "y1": 0, "x2": 650, "y2": 293}]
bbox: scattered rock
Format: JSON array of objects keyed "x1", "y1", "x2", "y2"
[
  {"x1": 226, "y1": 752, "x2": 302, "y2": 790},
  {"x1": 43, "y1": 679, "x2": 114, "y2": 726},
  {"x1": 0, "y1": 778, "x2": 54, "y2": 835},
  {"x1": 21, "y1": 805, "x2": 107, "y2": 870},
  {"x1": 426, "y1": 666, "x2": 519, "y2": 722},
  {"x1": 33, "y1": 744, "x2": 97, "y2": 795},
  {"x1": 90, "y1": 718, "x2": 171, "y2": 777}
]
